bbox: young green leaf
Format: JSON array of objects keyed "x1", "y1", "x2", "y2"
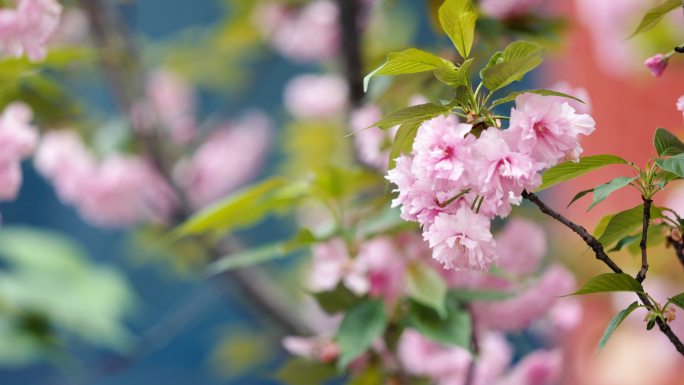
[
  {"x1": 668, "y1": 292, "x2": 684, "y2": 310},
  {"x1": 433, "y1": 58, "x2": 474, "y2": 87},
  {"x1": 364, "y1": 48, "x2": 446, "y2": 92},
  {"x1": 172, "y1": 178, "x2": 307, "y2": 238},
  {"x1": 388, "y1": 120, "x2": 422, "y2": 169},
  {"x1": 598, "y1": 302, "x2": 640, "y2": 351},
  {"x1": 312, "y1": 285, "x2": 361, "y2": 315},
  {"x1": 656, "y1": 153, "x2": 684, "y2": 177},
  {"x1": 406, "y1": 263, "x2": 448, "y2": 318},
  {"x1": 537, "y1": 155, "x2": 629, "y2": 191},
  {"x1": 205, "y1": 230, "x2": 317, "y2": 276},
  {"x1": 480, "y1": 41, "x2": 544, "y2": 91},
  {"x1": 653, "y1": 128, "x2": 684, "y2": 156},
  {"x1": 489, "y1": 89, "x2": 585, "y2": 108},
  {"x1": 276, "y1": 358, "x2": 338, "y2": 385},
  {"x1": 336, "y1": 299, "x2": 387, "y2": 369},
  {"x1": 589, "y1": 177, "x2": 636, "y2": 211},
  {"x1": 607, "y1": 234, "x2": 640, "y2": 252},
  {"x1": 567, "y1": 188, "x2": 593, "y2": 208},
  {"x1": 598, "y1": 205, "x2": 663, "y2": 247},
  {"x1": 628, "y1": 0, "x2": 682, "y2": 38},
  {"x1": 571, "y1": 273, "x2": 644, "y2": 296},
  {"x1": 371, "y1": 102, "x2": 452, "y2": 130},
  {"x1": 438, "y1": 0, "x2": 477, "y2": 58},
  {"x1": 406, "y1": 300, "x2": 472, "y2": 350}
]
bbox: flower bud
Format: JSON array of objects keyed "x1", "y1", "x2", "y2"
[{"x1": 644, "y1": 54, "x2": 668, "y2": 77}]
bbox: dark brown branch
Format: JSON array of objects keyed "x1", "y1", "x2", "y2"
[
  {"x1": 636, "y1": 197, "x2": 652, "y2": 283},
  {"x1": 521, "y1": 191, "x2": 623, "y2": 273},
  {"x1": 667, "y1": 236, "x2": 684, "y2": 269},
  {"x1": 336, "y1": 0, "x2": 364, "y2": 106},
  {"x1": 523, "y1": 191, "x2": 684, "y2": 356}
]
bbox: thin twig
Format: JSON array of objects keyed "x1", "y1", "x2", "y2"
[
  {"x1": 667, "y1": 236, "x2": 684, "y2": 270},
  {"x1": 522, "y1": 191, "x2": 684, "y2": 356},
  {"x1": 463, "y1": 308, "x2": 480, "y2": 385},
  {"x1": 636, "y1": 197, "x2": 652, "y2": 283},
  {"x1": 521, "y1": 191, "x2": 623, "y2": 273}
]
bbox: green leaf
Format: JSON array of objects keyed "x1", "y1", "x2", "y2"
[
  {"x1": 438, "y1": 0, "x2": 477, "y2": 58},
  {"x1": 405, "y1": 299, "x2": 471, "y2": 350},
  {"x1": 599, "y1": 302, "x2": 640, "y2": 351},
  {"x1": 406, "y1": 263, "x2": 448, "y2": 318},
  {"x1": 628, "y1": 0, "x2": 682, "y2": 38},
  {"x1": 668, "y1": 292, "x2": 684, "y2": 310},
  {"x1": 276, "y1": 358, "x2": 338, "y2": 385},
  {"x1": 363, "y1": 48, "x2": 445, "y2": 92},
  {"x1": 598, "y1": 205, "x2": 662, "y2": 247},
  {"x1": 656, "y1": 153, "x2": 684, "y2": 177},
  {"x1": 205, "y1": 230, "x2": 317, "y2": 276},
  {"x1": 312, "y1": 285, "x2": 361, "y2": 315},
  {"x1": 448, "y1": 289, "x2": 514, "y2": 302},
  {"x1": 480, "y1": 41, "x2": 544, "y2": 91},
  {"x1": 388, "y1": 120, "x2": 422, "y2": 169},
  {"x1": 433, "y1": 58, "x2": 474, "y2": 87},
  {"x1": 371, "y1": 102, "x2": 451, "y2": 130},
  {"x1": 567, "y1": 188, "x2": 593, "y2": 208},
  {"x1": 173, "y1": 178, "x2": 307, "y2": 238},
  {"x1": 589, "y1": 177, "x2": 636, "y2": 211},
  {"x1": 654, "y1": 128, "x2": 684, "y2": 156},
  {"x1": 489, "y1": 89, "x2": 585, "y2": 108},
  {"x1": 571, "y1": 273, "x2": 644, "y2": 296},
  {"x1": 594, "y1": 213, "x2": 615, "y2": 238},
  {"x1": 607, "y1": 234, "x2": 640, "y2": 252},
  {"x1": 536, "y1": 155, "x2": 629, "y2": 191},
  {"x1": 336, "y1": 299, "x2": 387, "y2": 369}
]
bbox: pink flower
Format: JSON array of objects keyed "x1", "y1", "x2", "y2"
[
  {"x1": 397, "y1": 329, "x2": 471, "y2": 380},
  {"x1": 474, "y1": 128, "x2": 541, "y2": 218},
  {"x1": 145, "y1": 69, "x2": 197, "y2": 143},
  {"x1": 480, "y1": 0, "x2": 546, "y2": 19},
  {"x1": 350, "y1": 104, "x2": 397, "y2": 170},
  {"x1": 255, "y1": 0, "x2": 340, "y2": 63},
  {"x1": 507, "y1": 93, "x2": 596, "y2": 168},
  {"x1": 677, "y1": 95, "x2": 684, "y2": 120},
  {"x1": 356, "y1": 237, "x2": 407, "y2": 305},
  {"x1": 282, "y1": 335, "x2": 339, "y2": 363},
  {"x1": 424, "y1": 208, "x2": 497, "y2": 271},
  {"x1": 387, "y1": 155, "x2": 443, "y2": 224},
  {"x1": 412, "y1": 116, "x2": 474, "y2": 182},
  {"x1": 644, "y1": 54, "x2": 668, "y2": 77},
  {"x1": 308, "y1": 238, "x2": 370, "y2": 295},
  {"x1": 0, "y1": 102, "x2": 38, "y2": 200},
  {"x1": 549, "y1": 81, "x2": 592, "y2": 115},
  {"x1": 494, "y1": 350, "x2": 562, "y2": 385},
  {"x1": 473, "y1": 265, "x2": 576, "y2": 331},
  {"x1": 283, "y1": 74, "x2": 348, "y2": 120},
  {"x1": 174, "y1": 111, "x2": 271, "y2": 209},
  {"x1": 495, "y1": 218, "x2": 547, "y2": 276},
  {"x1": 0, "y1": 0, "x2": 62, "y2": 61},
  {"x1": 548, "y1": 298, "x2": 583, "y2": 333}
]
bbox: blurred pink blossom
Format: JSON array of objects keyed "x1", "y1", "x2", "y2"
[
  {"x1": 255, "y1": 0, "x2": 340, "y2": 63},
  {"x1": 676, "y1": 95, "x2": 684, "y2": 120},
  {"x1": 0, "y1": 102, "x2": 38, "y2": 200},
  {"x1": 283, "y1": 74, "x2": 348, "y2": 120},
  {"x1": 474, "y1": 265, "x2": 576, "y2": 331},
  {"x1": 173, "y1": 111, "x2": 271, "y2": 209},
  {"x1": 548, "y1": 298, "x2": 583, "y2": 334},
  {"x1": 644, "y1": 54, "x2": 668, "y2": 77},
  {"x1": 494, "y1": 350, "x2": 562, "y2": 385},
  {"x1": 495, "y1": 218, "x2": 547, "y2": 276},
  {"x1": 35, "y1": 130, "x2": 177, "y2": 227},
  {"x1": 282, "y1": 335, "x2": 339, "y2": 363},
  {"x1": 480, "y1": 0, "x2": 546, "y2": 20},
  {"x1": 48, "y1": 7, "x2": 88, "y2": 45},
  {"x1": 146, "y1": 69, "x2": 197, "y2": 143},
  {"x1": 308, "y1": 238, "x2": 369, "y2": 295},
  {"x1": 350, "y1": 104, "x2": 397, "y2": 170},
  {"x1": 0, "y1": 0, "x2": 62, "y2": 61}
]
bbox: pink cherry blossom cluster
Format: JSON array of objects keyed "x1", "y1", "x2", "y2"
[
  {"x1": 253, "y1": 0, "x2": 340, "y2": 64},
  {"x1": 0, "y1": 0, "x2": 62, "y2": 61},
  {"x1": 35, "y1": 130, "x2": 177, "y2": 227},
  {"x1": 0, "y1": 102, "x2": 38, "y2": 200},
  {"x1": 387, "y1": 93, "x2": 595, "y2": 271}
]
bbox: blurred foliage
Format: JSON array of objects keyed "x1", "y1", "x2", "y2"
[
  {"x1": 0, "y1": 227, "x2": 134, "y2": 367},
  {"x1": 209, "y1": 325, "x2": 277, "y2": 377}
]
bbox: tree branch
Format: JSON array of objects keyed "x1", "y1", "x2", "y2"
[
  {"x1": 521, "y1": 191, "x2": 623, "y2": 273},
  {"x1": 636, "y1": 197, "x2": 652, "y2": 283},
  {"x1": 522, "y1": 191, "x2": 684, "y2": 356},
  {"x1": 336, "y1": 0, "x2": 364, "y2": 106},
  {"x1": 667, "y1": 236, "x2": 684, "y2": 270}
]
